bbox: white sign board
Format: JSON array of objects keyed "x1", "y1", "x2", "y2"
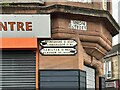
[
  {"x1": 106, "y1": 81, "x2": 116, "y2": 88},
  {"x1": 40, "y1": 40, "x2": 77, "y2": 47},
  {"x1": 40, "y1": 48, "x2": 77, "y2": 55},
  {"x1": 70, "y1": 20, "x2": 87, "y2": 30},
  {"x1": 0, "y1": 14, "x2": 51, "y2": 38}
]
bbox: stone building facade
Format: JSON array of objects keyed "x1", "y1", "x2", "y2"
[
  {"x1": 104, "y1": 43, "x2": 120, "y2": 90},
  {"x1": 0, "y1": 0, "x2": 119, "y2": 90}
]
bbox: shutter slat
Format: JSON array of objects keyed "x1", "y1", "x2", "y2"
[{"x1": 0, "y1": 50, "x2": 36, "y2": 89}]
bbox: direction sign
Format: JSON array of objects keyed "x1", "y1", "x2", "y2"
[
  {"x1": 40, "y1": 48, "x2": 77, "y2": 55},
  {"x1": 40, "y1": 40, "x2": 77, "y2": 47}
]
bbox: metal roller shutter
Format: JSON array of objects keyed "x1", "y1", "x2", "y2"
[
  {"x1": 0, "y1": 50, "x2": 36, "y2": 90},
  {"x1": 39, "y1": 70, "x2": 86, "y2": 90},
  {"x1": 84, "y1": 66, "x2": 95, "y2": 90}
]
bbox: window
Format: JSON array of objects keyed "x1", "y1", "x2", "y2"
[
  {"x1": 107, "y1": 61, "x2": 111, "y2": 79},
  {"x1": 68, "y1": 0, "x2": 92, "y2": 3},
  {"x1": 99, "y1": 77, "x2": 106, "y2": 90},
  {"x1": 104, "y1": 60, "x2": 112, "y2": 79},
  {"x1": 1, "y1": 0, "x2": 44, "y2": 4},
  {"x1": 102, "y1": 0, "x2": 107, "y2": 10}
]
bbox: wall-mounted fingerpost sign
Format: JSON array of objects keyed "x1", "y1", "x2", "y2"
[
  {"x1": 40, "y1": 48, "x2": 77, "y2": 55},
  {"x1": 40, "y1": 40, "x2": 77, "y2": 47},
  {"x1": 40, "y1": 40, "x2": 77, "y2": 56}
]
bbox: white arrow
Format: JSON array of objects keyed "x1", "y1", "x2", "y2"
[{"x1": 40, "y1": 40, "x2": 77, "y2": 47}]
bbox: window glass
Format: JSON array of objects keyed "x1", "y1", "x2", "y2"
[
  {"x1": 104, "y1": 60, "x2": 112, "y2": 79},
  {"x1": 68, "y1": 0, "x2": 92, "y2": 3},
  {"x1": 103, "y1": 0, "x2": 107, "y2": 10},
  {"x1": 1, "y1": 0, "x2": 44, "y2": 3}
]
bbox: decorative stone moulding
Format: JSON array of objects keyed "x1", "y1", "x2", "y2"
[
  {"x1": 52, "y1": 29, "x2": 111, "y2": 60},
  {"x1": 45, "y1": 1, "x2": 102, "y2": 10}
]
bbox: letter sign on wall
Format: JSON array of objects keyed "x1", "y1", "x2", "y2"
[
  {"x1": 0, "y1": 14, "x2": 51, "y2": 38},
  {"x1": 70, "y1": 20, "x2": 87, "y2": 30}
]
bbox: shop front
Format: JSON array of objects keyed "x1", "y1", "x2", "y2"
[{"x1": 0, "y1": 14, "x2": 51, "y2": 90}]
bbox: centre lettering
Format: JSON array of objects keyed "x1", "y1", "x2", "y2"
[{"x1": 0, "y1": 22, "x2": 32, "y2": 31}]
